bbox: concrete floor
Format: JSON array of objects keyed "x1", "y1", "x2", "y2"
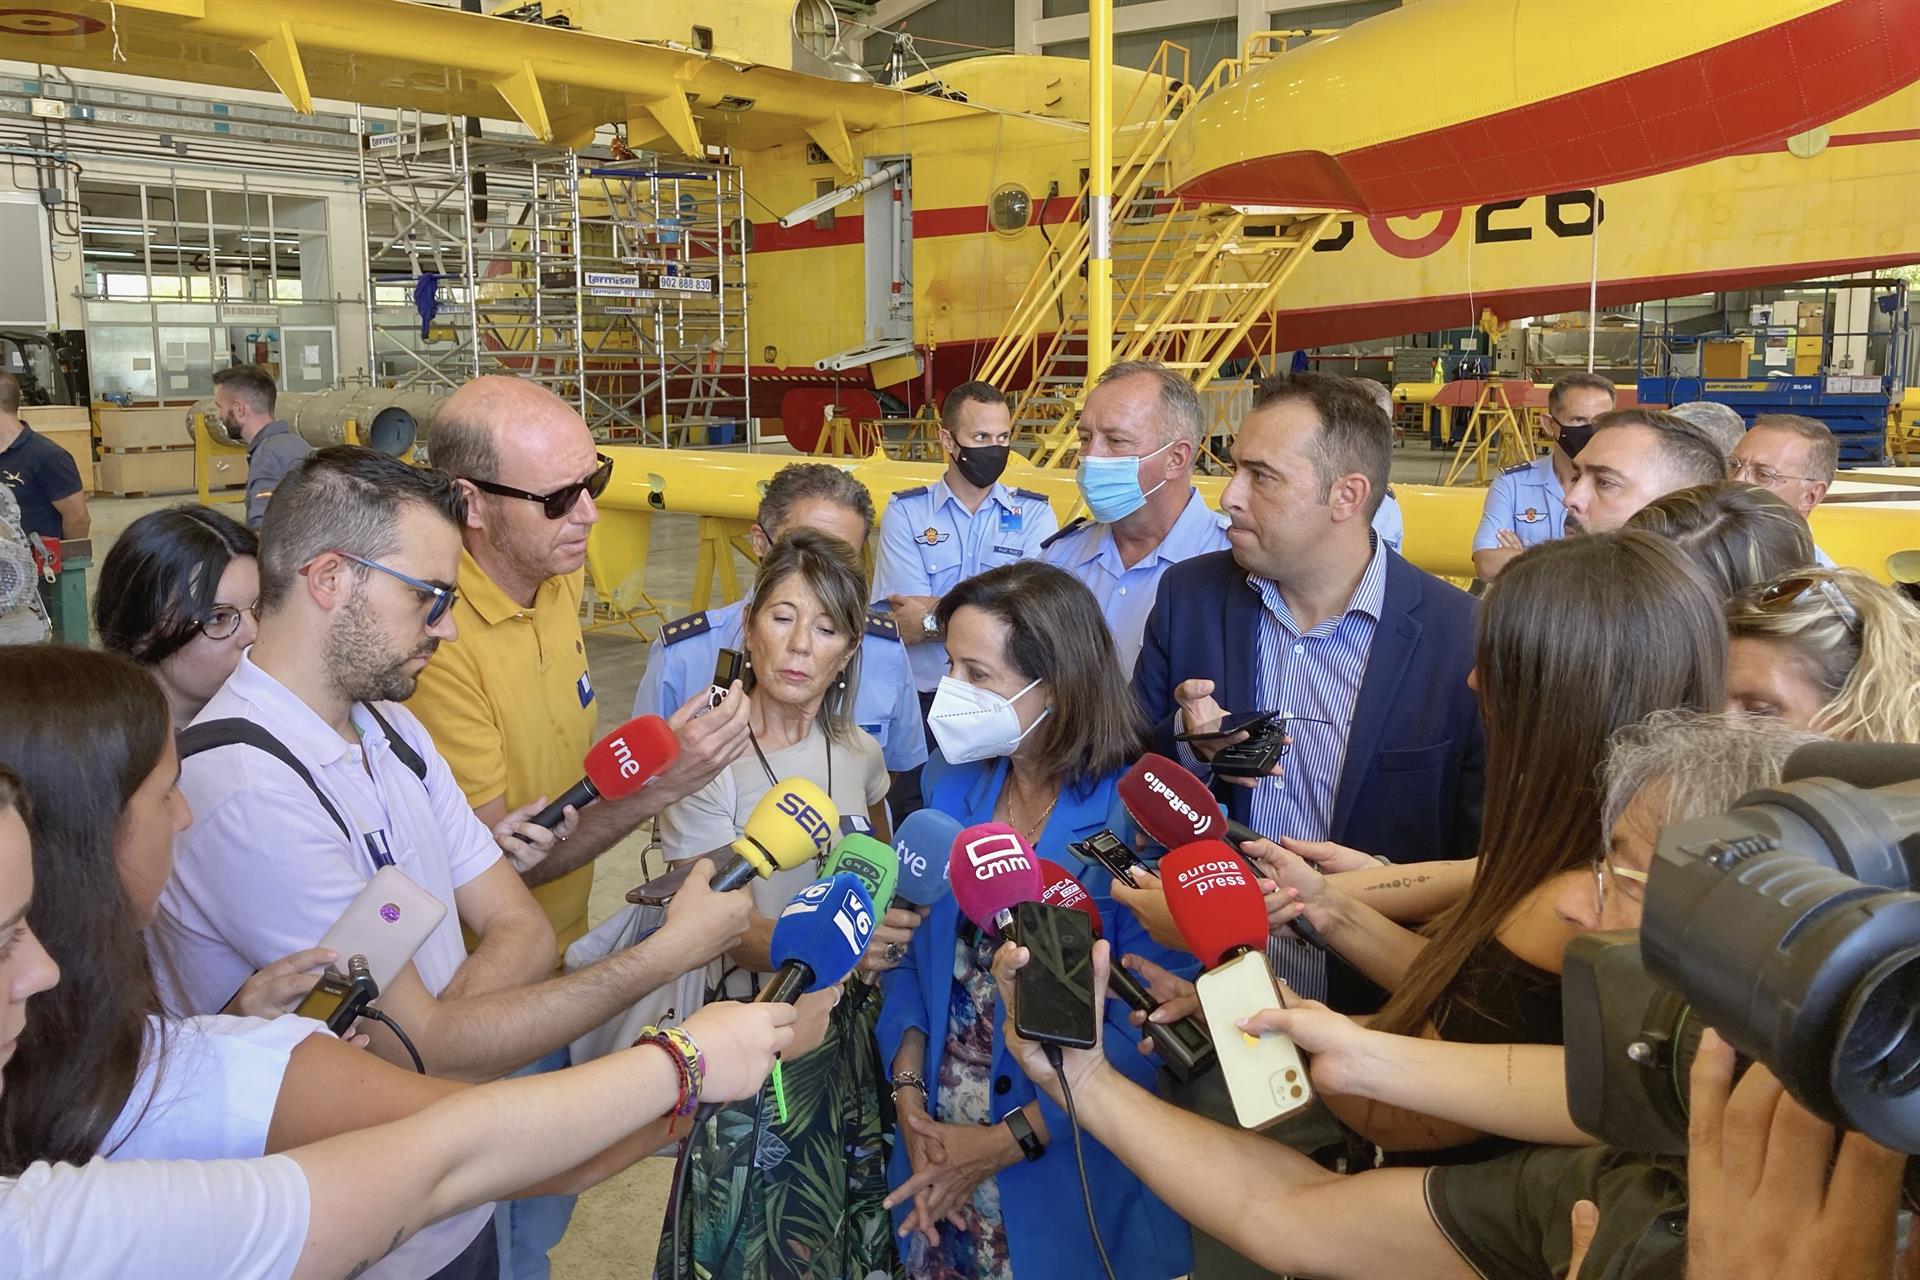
[{"x1": 80, "y1": 438, "x2": 1451, "y2": 1277}]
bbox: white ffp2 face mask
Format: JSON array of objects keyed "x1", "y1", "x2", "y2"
[{"x1": 926, "y1": 676, "x2": 1048, "y2": 764}]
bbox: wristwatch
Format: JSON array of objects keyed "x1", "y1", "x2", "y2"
[
  {"x1": 1003, "y1": 1108, "x2": 1045, "y2": 1163},
  {"x1": 920, "y1": 610, "x2": 940, "y2": 639}
]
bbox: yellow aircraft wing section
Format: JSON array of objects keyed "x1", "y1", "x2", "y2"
[
  {"x1": 1172, "y1": 0, "x2": 1920, "y2": 216},
  {"x1": 0, "y1": 0, "x2": 989, "y2": 154}
]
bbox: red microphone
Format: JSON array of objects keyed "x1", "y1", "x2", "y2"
[
  {"x1": 1119, "y1": 755, "x2": 1327, "y2": 951},
  {"x1": 1161, "y1": 841, "x2": 1313, "y2": 1130},
  {"x1": 1038, "y1": 859, "x2": 1215, "y2": 1082},
  {"x1": 949, "y1": 822, "x2": 1042, "y2": 937},
  {"x1": 530, "y1": 715, "x2": 680, "y2": 830}
]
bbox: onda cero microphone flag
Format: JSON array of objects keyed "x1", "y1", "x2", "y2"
[
  {"x1": 530, "y1": 715, "x2": 679, "y2": 829},
  {"x1": 1162, "y1": 842, "x2": 1313, "y2": 1129}
]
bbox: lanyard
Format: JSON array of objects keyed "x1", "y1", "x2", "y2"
[
  {"x1": 342, "y1": 715, "x2": 400, "y2": 874},
  {"x1": 747, "y1": 728, "x2": 832, "y2": 797}
]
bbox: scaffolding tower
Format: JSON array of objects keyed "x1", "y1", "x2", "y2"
[{"x1": 357, "y1": 112, "x2": 750, "y2": 444}]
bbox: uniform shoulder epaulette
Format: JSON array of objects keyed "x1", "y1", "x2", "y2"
[
  {"x1": 1499, "y1": 460, "x2": 1533, "y2": 477},
  {"x1": 1038, "y1": 516, "x2": 1089, "y2": 551},
  {"x1": 864, "y1": 607, "x2": 902, "y2": 642},
  {"x1": 1010, "y1": 486, "x2": 1049, "y2": 504},
  {"x1": 890, "y1": 484, "x2": 929, "y2": 500},
  {"x1": 656, "y1": 611, "x2": 711, "y2": 646}
]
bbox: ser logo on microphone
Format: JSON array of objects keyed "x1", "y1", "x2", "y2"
[
  {"x1": 1175, "y1": 859, "x2": 1250, "y2": 897},
  {"x1": 964, "y1": 831, "x2": 1030, "y2": 879},
  {"x1": 1144, "y1": 770, "x2": 1210, "y2": 837},
  {"x1": 776, "y1": 790, "x2": 835, "y2": 853}
]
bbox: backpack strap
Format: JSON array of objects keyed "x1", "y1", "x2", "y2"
[
  {"x1": 176, "y1": 719, "x2": 350, "y2": 840},
  {"x1": 359, "y1": 703, "x2": 428, "y2": 782}
]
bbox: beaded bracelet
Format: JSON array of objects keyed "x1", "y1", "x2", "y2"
[{"x1": 633, "y1": 1024, "x2": 705, "y2": 1123}]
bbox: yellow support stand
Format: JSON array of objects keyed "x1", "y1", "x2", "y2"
[
  {"x1": 1442, "y1": 382, "x2": 1535, "y2": 486},
  {"x1": 193, "y1": 412, "x2": 248, "y2": 507},
  {"x1": 581, "y1": 503, "x2": 671, "y2": 638},
  {"x1": 690, "y1": 516, "x2": 755, "y2": 612}
]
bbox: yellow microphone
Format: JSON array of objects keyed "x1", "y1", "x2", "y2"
[{"x1": 713, "y1": 778, "x2": 839, "y2": 891}]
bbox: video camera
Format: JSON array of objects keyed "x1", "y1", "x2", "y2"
[{"x1": 1563, "y1": 741, "x2": 1920, "y2": 1155}]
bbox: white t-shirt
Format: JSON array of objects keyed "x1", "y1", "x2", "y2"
[
  {"x1": 660, "y1": 726, "x2": 888, "y2": 997},
  {"x1": 0, "y1": 1154, "x2": 309, "y2": 1279},
  {"x1": 154, "y1": 653, "x2": 501, "y2": 1016},
  {"x1": 102, "y1": 1012, "x2": 489, "y2": 1279}
]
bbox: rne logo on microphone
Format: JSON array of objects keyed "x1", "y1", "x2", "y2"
[
  {"x1": 964, "y1": 832, "x2": 1029, "y2": 879},
  {"x1": 776, "y1": 791, "x2": 835, "y2": 852},
  {"x1": 610, "y1": 735, "x2": 642, "y2": 779},
  {"x1": 1175, "y1": 859, "x2": 1249, "y2": 896},
  {"x1": 1143, "y1": 770, "x2": 1210, "y2": 837}
]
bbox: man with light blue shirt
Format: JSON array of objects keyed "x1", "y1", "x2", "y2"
[
  {"x1": 1470, "y1": 371, "x2": 1615, "y2": 581},
  {"x1": 635, "y1": 462, "x2": 927, "y2": 777},
  {"x1": 874, "y1": 380, "x2": 1058, "y2": 715},
  {"x1": 1040, "y1": 360, "x2": 1230, "y2": 676}
]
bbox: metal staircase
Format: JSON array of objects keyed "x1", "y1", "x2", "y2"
[{"x1": 974, "y1": 36, "x2": 1337, "y2": 467}]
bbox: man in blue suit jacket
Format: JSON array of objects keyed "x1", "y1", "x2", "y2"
[{"x1": 1131, "y1": 374, "x2": 1485, "y2": 991}]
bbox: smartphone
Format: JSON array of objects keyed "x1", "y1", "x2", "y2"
[
  {"x1": 1012, "y1": 901, "x2": 1098, "y2": 1049},
  {"x1": 1174, "y1": 709, "x2": 1281, "y2": 744},
  {"x1": 314, "y1": 866, "x2": 447, "y2": 994},
  {"x1": 1195, "y1": 950, "x2": 1313, "y2": 1130},
  {"x1": 626, "y1": 859, "x2": 700, "y2": 907},
  {"x1": 710, "y1": 648, "x2": 744, "y2": 708},
  {"x1": 1072, "y1": 829, "x2": 1144, "y2": 889}
]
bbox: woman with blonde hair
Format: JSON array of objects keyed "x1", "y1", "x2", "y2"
[
  {"x1": 1625, "y1": 480, "x2": 1815, "y2": 601},
  {"x1": 1725, "y1": 567, "x2": 1920, "y2": 742}
]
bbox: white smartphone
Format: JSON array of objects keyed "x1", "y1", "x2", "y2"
[
  {"x1": 314, "y1": 866, "x2": 447, "y2": 995},
  {"x1": 1195, "y1": 950, "x2": 1314, "y2": 1130}
]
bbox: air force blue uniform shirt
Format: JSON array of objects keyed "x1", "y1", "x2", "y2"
[
  {"x1": 633, "y1": 596, "x2": 927, "y2": 772},
  {"x1": 872, "y1": 478, "x2": 1059, "y2": 693},
  {"x1": 1472, "y1": 454, "x2": 1566, "y2": 551}
]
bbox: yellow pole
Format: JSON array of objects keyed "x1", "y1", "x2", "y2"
[{"x1": 1086, "y1": 0, "x2": 1113, "y2": 383}]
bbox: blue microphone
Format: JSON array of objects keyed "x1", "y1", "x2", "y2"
[
  {"x1": 755, "y1": 873, "x2": 877, "y2": 1005},
  {"x1": 893, "y1": 809, "x2": 962, "y2": 906}
]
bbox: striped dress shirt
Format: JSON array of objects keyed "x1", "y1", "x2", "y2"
[{"x1": 1247, "y1": 536, "x2": 1388, "y2": 998}]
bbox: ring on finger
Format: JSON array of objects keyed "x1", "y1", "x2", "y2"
[{"x1": 884, "y1": 941, "x2": 904, "y2": 963}]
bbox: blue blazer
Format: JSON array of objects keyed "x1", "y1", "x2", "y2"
[
  {"x1": 1132, "y1": 549, "x2": 1486, "y2": 864},
  {"x1": 877, "y1": 758, "x2": 1195, "y2": 1280}
]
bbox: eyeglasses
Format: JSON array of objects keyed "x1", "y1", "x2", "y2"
[
  {"x1": 1729, "y1": 457, "x2": 1822, "y2": 487},
  {"x1": 196, "y1": 601, "x2": 259, "y2": 641},
  {"x1": 319, "y1": 551, "x2": 458, "y2": 626},
  {"x1": 1591, "y1": 857, "x2": 1651, "y2": 918},
  {"x1": 465, "y1": 454, "x2": 614, "y2": 519},
  {"x1": 1755, "y1": 573, "x2": 1863, "y2": 640}
]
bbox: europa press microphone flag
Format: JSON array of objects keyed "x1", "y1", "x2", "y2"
[
  {"x1": 949, "y1": 822, "x2": 1043, "y2": 938},
  {"x1": 530, "y1": 715, "x2": 680, "y2": 829},
  {"x1": 1037, "y1": 859, "x2": 1215, "y2": 1082},
  {"x1": 755, "y1": 872, "x2": 878, "y2": 1005},
  {"x1": 1162, "y1": 841, "x2": 1314, "y2": 1130},
  {"x1": 892, "y1": 809, "x2": 961, "y2": 907}
]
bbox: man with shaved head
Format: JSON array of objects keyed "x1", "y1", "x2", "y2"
[{"x1": 409, "y1": 375, "x2": 753, "y2": 1276}]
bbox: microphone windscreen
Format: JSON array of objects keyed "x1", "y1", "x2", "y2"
[
  {"x1": 949, "y1": 822, "x2": 1043, "y2": 934},
  {"x1": 1162, "y1": 840, "x2": 1269, "y2": 969},
  {"x1": 1119, "y1": 755, "x2": 1229, "y2": 849},
  {"x1": 825, "y1": 832, "x2": 899, "y2": 908},
  {"x1": 1038, "y1": 859, "x2": 1103, "y2": 937},
  {"x1": 736, "y1": 779, "x2": 839, "y2": 875},
  {"x1": 580, "y1": 715, "x2": 682, "y2": 800},
  {"x1": 894, "y1": 809, "x2": 961, "y2": 906},
  {"x1": 1781, "y1": 741, "x2": 1920, "y2": 790},
  {"x1": 768, "y1": 872, "x2": 876, "y2": 992}
]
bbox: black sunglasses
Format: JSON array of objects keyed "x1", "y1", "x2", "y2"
[
  {"x1": 1756, "y1": 573, "x2": 1862, "y2": 640},
  {"x1": 466, "y1": 454, "x2": 614, "y2": 519}
]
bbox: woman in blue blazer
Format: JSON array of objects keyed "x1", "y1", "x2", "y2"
[{"x1": 878, "y1": 563, "x2": 1194, "y2": 1280}]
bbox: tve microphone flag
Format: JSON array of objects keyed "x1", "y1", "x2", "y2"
[
  {"x1": 893, "y1": 809, "x2": 961, "y2": 907},
  {"x1": 756, "y1": 872, "x2": 877, "y2": 1005},
  {"x1": 531, "y1": 715, "x2": 680, "y2": 829}
]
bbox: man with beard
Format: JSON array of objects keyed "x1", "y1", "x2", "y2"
[
  {"x1": 155, "y1": 452, "x2": 753, "y2": 1218},
  {"x1": 213, "y1": 363, "x2": 312, "y2": 530},
  {"x1": 1563, "y1": 408, "x2": 1727, "y2": 534}
]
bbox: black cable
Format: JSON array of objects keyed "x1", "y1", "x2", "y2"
[
  {"x1": 362, "y1": 1007, "x2": 424, "y2": 1074},
  {"x1": 1045, "y1": 1044, "x2": 1117, "y2": 1280}
]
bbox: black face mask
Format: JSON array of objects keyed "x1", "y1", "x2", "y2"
[
  {"x1": 953, "y1": 443, "x2": 1010, "y2": 489},
  {"x1": 1555, "y1": 421, "x2": 1597, "y2": 459}
]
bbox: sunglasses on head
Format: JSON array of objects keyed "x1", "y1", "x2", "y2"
[
  {"x1": 465, "y1": 454, "x2": 614, "y2": 519},
  {"x1": 1755, "y1": 573, "x2": 1862, "y2": 640}
]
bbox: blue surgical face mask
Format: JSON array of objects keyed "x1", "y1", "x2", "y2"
[{"x1": 1077, "y1": 439, "x2": 1174, "y2": 524}]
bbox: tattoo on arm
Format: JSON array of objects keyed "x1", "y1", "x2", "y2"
[
  {"x1": 1361, "y1": 873, "x2": 1435, "y2": 894},
  {"x1": 1505, "y1": 1043, "x2": 1514, "y2": 1087},
  {"x1": 344, "y1": 1229, "x2": 406, "y2": 1279}
]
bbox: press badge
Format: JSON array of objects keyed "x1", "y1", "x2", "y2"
[
  {"x1": 577, "y1": 672, "x2": 595, "y2": 707},
  {"x1": 840, "y1": 814, "x2": 874, "y2": 836},
  {"x1": 364, "y1": 829, "x2": 396, "y2": 871}
]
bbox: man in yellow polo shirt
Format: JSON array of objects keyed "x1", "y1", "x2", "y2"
[{"x1": 410, "y1": 374, "x2": 751, "y2": 1278}]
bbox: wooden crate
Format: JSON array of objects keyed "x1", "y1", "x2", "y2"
[
  {"x1": 95, "y1": 447, "x2": 197, "y2": 496},
  {"x1": 97, "y1": 404, "x2": 192, "y2": 452},
  {"x1": 22, "y1": 405, "x2": 89, "y2": 434},
  {"x1": 39, "y1": 428, "x2": 93, "y2": 492}
]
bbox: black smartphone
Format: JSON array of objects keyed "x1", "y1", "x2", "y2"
[
  {"x1": 1173, "y1": 709, "x2": 1281, "y2": 744},
  {"x1": 1212, "y1": 728, "x2": 1288, "y2": 780},
  {"x1": 1071, "y1": 829, "x2": 1143, "y2": 888},
  {"x1": 709, "y1": 648, "x2": 744, "y2": 708},
  {"x1": 1012, "y1": 900, "x2": 1098, "y2": 1049},
  {"x1": 626, "y1": 860, "x2": 700, "y2": 907}
]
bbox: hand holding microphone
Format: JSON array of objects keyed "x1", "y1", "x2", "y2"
[
  {"x1": 822, "y1": 832, "x2": 919, "y2": 973},
  {"x1": 626, "y1": 779, "x2": 838, "y2": 907},
  {"x1": 529, "y1": 714, "x2": 680, "y2": 829},
  {"x1": 655, "y1": 859, "x2": 755, "y2": 969}
]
